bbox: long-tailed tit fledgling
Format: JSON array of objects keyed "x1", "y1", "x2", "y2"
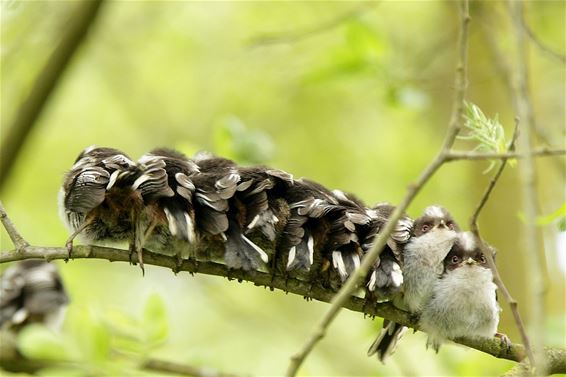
[
  {"x1": 419, "y1": 231, "x2": 506, "y2": 352},
  {"x1": 0, "y1": 260, "x2": 68, "y2": 331},
  {"x1": 59, "y1": 146, "x2": 173, "y2": 273},
  {"x1": 368, "y1": 205, "x2": 459, "y2": 361}
]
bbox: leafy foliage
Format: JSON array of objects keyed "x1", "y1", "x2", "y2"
[
  {"x1": 16, "y1": 294, "x2": 169, "y2": 375},
  {"x1": 213, "y1": 116, "x2": 274, "y2": 165},
  {"x1": 459, "y1": 102, "x2": 512, "y2": 173}
]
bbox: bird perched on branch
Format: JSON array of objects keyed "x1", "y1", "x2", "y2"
[
  {"x1": 419, "y1": 231, "x2": 505, "y2": 352},
  {"x1": 59, "y1": 146, "x2": 173, "y2": 273},
  {"x1": 134, "y1": 148, "x2": 201, "y2": 263},
  {"x1": 282, "y1": 179, "x2": 341, "y2": 273},
  {"x1": 139, "y1": 150, "x2": 289, "y2": 271},
  {"x1": 368, "y1": 205, "x2": 459, "y2": 362},
  {"x1": 0, "y1": 260, "x2": 69, "y2": 332},
  {"x1": 0, "y1": 260, "x2": 69, "y2": 371},
  {"x1": 281, "y1": 182, "x2": 375, "y2": 285},
  {"x1": 363, "y1": 203, "x2": 413, "y2": 298},
  {"x1": 402, "y1": 205, "x2": 460, "y2": 313}
]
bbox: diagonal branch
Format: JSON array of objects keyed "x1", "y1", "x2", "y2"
[
  {"x1": 0, "y1": 352, "x2": 247, "y2": 377},
  {"x1": 0, "y1": 201, "x2": 29, "y2": 251},
  {"x1": 246, "y1": 2, "x2": 377, "y2": 47},
  {"x1": 141, "y1": 358, "x2": 248, "y2": 377},
  {"x1": 468, "y1": 120, "x2": 536, "y2": 369},
  {"x1": 476, "y1": 3, "x2": 565, "y2": 174},
  {"x1": 469, "y1": 118, "x2": 520, "y2": 226},
  {"x1": 0, "y1": 0, "x2": 105, "y2": 190},
  {"x1": 518, "y1": 7, "x2": 566, "y2": 64},
  {"x1": 509, "y1": 0, "x2": 547, "y2": 373},
  {"x1": 285, "y1": 1, "x2": 471, "y2": 375}
]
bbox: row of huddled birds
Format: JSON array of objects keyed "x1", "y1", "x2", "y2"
[{"x1": 0, "y1": 146, "x2": 508, "y2": 365}]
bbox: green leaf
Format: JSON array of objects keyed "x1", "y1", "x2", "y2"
[
  {"x1": 143, "y1": 293, "x2": 168, "y2": 345},
  {"x1": 459, "y1": 102, "x2": 510, "y2": 173},
  {"x1": 213, "y1": 116, "x2": 274, "y2": 164},
  {"x1": 535, "y1": 202, "x2": 566, "y2": 226},
  {"x1": 102, "y1": 309, "x2": 144, "y2": 341},
  {"x1": 79, "y1": 313, "x2": 111, "y2": 363},
  {"x1": 517, "y1": 203, "x2": 566, "y2": 229},
  {"x1": 17, "y1": 324, "x2": 70, "y2": 361},
  {"x1": 345, "y1": 20, "x2": 387, "y2": 64},
  {"x1": 37, "y1": 367, "x2": 86, "y2": 377},
  {"x1": 66, "y1": 306, "x2": 110, "y2": 363}
]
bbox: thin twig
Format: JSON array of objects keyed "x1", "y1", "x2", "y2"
[
  {"x1": 0, "y1": 201, "x2": 29, "y2": 251},
  {"x1": 509, "y1": 0, "x2": 547, "y2": 373},
  {"x1": 247, "y1": 2, "x2": 377, "y2": 47},
  {"x1": 519, "y1": 7, "x2": 566, "y2": 64},
  {"x1": 468, "y1": 120, "x2": 536, "y2": 370},
  {"x1": 0, "y1": 353, "x2": 246, "y2": 377},
  {"x1": 142, "y1": 358, "x2": 248, "y2": 377},
  {"x1": 445, "y1": 147, "x2": 566, "y2": 161},
  {"x1": 470, "y1": 118, "x2": 520, "y2": 225},
  {"x1": 0, "y1": 0, "x2": 105, "y2": 190},
  {"x1": 284, "y1": 2, "x2": 471, "y2": 376},
  {"x1": 476, "y1": 3, "x2": 565, "y2": 175}
]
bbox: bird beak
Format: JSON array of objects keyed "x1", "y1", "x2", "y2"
[
  {"x1": 465, "y1": 257, "x2": 476, "y2": 265},
  {"x1": 438, "y1": 219, "x2": 446, "y2": 229}
]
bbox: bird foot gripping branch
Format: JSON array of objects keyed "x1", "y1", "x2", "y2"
[{"x1": 57, "y1": 145, "x2": 509, "y2": 361}]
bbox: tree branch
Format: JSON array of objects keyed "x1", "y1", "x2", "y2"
[
  {"x1": 0, "y1": 201, "x2": 29, "y2": 251},
  {"x1": 518, "y1": 6, "x2": 566, "y2": 64},
  {"x1": 510, "y1": 1, "x2": 547, "y2": 373},
  {"x1": 246, "y1": 2, "x2": 377, "y2": 47},
  {"x1": 285, "y1": 2, "x2": 471, "y2": 375},
  {"x1": 476, "y1": 3, "x2": 565, "y2": 174},
  {"x1": 468, "y1": 120, "x2": 536, "y2": 369},
  {"x1": 445, "y1": 148, "x2": 566, "y2": 161},
  {"x1": 0, "y1": 352, "x2": 246, "y2": 377},
  {"x1": 469, "y1": 118, "x2": 521, "y2": 226},
  {"x1": 1, "y1": 245, "x2": 566, "y2": 374},
  {"x1": 0, "y1": 0, "x2": 105, "y2": 190},
  {"x1": 141, "y1": 358, "x2": 248, "y2": 377},
  {"x1": 1, "y1": 203, "x2": 565, "y2": 374}
]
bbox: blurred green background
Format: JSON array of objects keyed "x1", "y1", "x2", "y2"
[{"x1": 1, "y1": 1, "x2": 564, "y2": 376}]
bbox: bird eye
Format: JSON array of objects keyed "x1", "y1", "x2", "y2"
[
  {"x1": 451, "y1": 255, "x2": 460, "y2": 264},
  {"x1": 479, "y1": 255, "x2": 487, "y2": 264},
  {"x1": 421, "y1": 224, "x2": 430, "y2": 233},
  {"x1": 447, "y1": 221, "x2": 455, "y2": 230}
]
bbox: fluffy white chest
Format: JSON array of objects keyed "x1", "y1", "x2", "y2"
[
  {"x1": 402, "y1": 230, "x2": 456, "y2": 312},
  {"x1": 420, "y1": 266, "x2": 500, "y2": 342}
]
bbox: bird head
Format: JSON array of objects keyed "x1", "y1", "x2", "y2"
[
  {"x1": 412, "y1": 205, "x2": 459, "y2": 237},
  {"x1": 444, "y1": 231, "x2": 492, "y2": 272}
]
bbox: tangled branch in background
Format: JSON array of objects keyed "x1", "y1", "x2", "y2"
[{"x1": 0, "y1": 0, "x2": 105, "y2": 190}]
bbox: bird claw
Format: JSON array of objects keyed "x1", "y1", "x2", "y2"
[
  {"x1": 137, "y1": 249, "x2": 145, "y2": 276},
  {"x1": 409, "y1": 312, "x2": 420, "y2": 327},
  {"x1": 171, "y1": 254, "x2": 183, "y2": 274},
  {"x1": 426, "y1": 337, "x2": 441, "y2": 353},
  {"x1": 128, "y1": 244, "x2": 145, "y2": 276},
  {"x1": 361, "y1": 296, "x2": 375, "y2": 316},
  {"x1": 495, "y1": 332, "x2": 512, "y2": 348},
  {"x1": 65, "y1": 240, "x2": 74, "y2": 262}
]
